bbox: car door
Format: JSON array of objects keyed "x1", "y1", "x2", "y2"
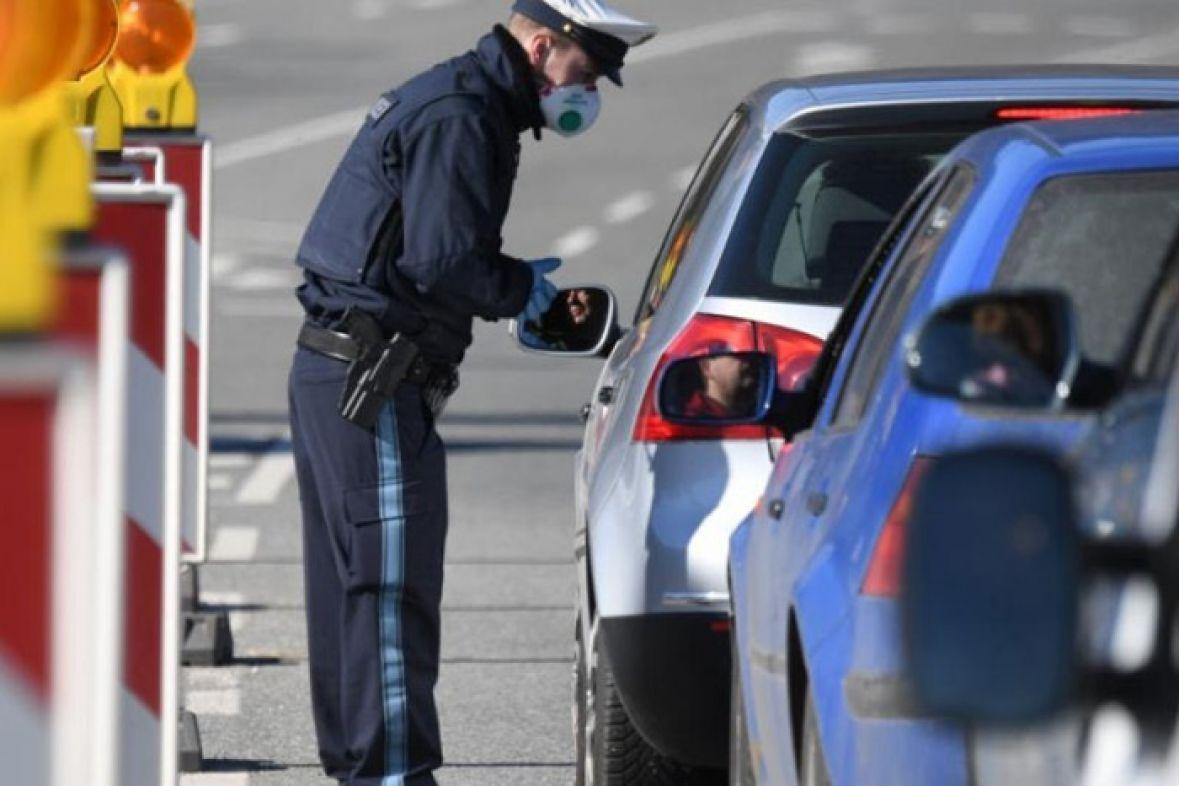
[{"x1": 742, "y1": 165, "x2": 972, "y2": 785}]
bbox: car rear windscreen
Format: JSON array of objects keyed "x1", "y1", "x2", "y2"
[{"x1": 708, "y1": 132, "x2": 969, "y2": 306}]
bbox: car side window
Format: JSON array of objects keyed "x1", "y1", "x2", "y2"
[
  {"x1": 831, "y1": 165, "x2": 976, "y2": 427},
  {"x1": 1131, "y1": 266, "x2": 1179, "y2": 383},
  {"x1": 633, "y1": 106, "x2": 749, "y2": 325},
  {"x1": 806, "y1": 171, "x2": 945, "y2": 417}
]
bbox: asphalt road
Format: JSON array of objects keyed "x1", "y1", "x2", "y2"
[{"x1": 182, "y1": 1, "x2": 1179, "y2": 784}]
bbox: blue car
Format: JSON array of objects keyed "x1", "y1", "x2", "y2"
[{"x1": 722, "y1": 111, "x2": 1179, "y2": 785}]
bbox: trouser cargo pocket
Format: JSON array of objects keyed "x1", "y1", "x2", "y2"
[{"x1": 343, "y1": 481, "x2": 427, "y2": 593}]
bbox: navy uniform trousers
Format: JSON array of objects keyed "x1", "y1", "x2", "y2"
[{"x1": 288, "y1": 345, "x2": 447, "y2": 786}]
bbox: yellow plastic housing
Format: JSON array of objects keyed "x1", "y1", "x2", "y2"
[{"x1": 110, "y1": 0, "x2": 198, "y2": 128}]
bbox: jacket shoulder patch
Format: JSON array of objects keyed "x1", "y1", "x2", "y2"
[{"x1": 368, "y1": 94, "x2": 398, "y2": 123}]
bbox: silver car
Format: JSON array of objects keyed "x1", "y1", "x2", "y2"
[{"x1": 516, "y1": 68, "x2": 1143, "y2": 784}]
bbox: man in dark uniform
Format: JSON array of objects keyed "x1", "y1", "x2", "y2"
[{"x1": 287, "y1": 2, "x2": 657, "y2": 784}]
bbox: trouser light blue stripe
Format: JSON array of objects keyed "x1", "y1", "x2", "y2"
[{"x1": 377, "y1": 403, "x2": 407, "y2": 786}]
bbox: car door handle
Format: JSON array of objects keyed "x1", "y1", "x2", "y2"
[
  {"x1": 767, "y1": 499, "x2": 786, "y2": 520},
  {"x1": 806, "y1": 492, "x2": 828, "y2": 517},
  {"x1": 597, "y1": 386, "x2": 616, "y2": 405}
]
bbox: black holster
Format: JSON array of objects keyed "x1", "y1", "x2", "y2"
[{"x1": 336, "y1": 309, "x2": 420, "y2": 429}]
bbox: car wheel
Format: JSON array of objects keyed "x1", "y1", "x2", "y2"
[
  {"x1": 800, "y1": 688, "x2": 832, "y2": 786},
  {"x1": 591, "y1": 629, "x2": 722, "y2": 785},
  {"x1": 728, "y1": 632, "x2": 755, "y2": 786}
]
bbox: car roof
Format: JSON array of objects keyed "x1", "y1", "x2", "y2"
[
  {"x1": 949, "y1": 110, "x2": 1179, "y2": 169},
  {"x1": 744, "y1": 65, "x2": 1179, "y2": 134}
]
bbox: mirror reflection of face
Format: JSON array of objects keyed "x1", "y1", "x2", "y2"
[
  {"x1": 566, "y1": 289, "x2": 591, "y2": 325},
  {"x1": 958, "y1": 301, "x2": 1057, "y2": 404},
  {"x1": 697, "y1": 354, "x2": 760, "y2": 414}
]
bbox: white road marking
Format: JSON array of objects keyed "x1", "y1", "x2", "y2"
[
  {"x1": 215, "y1": 10, "x2": 842, "y2": 169},
  {"x1": 604, "y1": 191, "x2": 655, "y2": 225},
  {"x1": 212, "y1": 252, "x2": 242, "y2": 283},
  {"x1": 352, "y1": 0, "x2": 387, "y2": 20},
  {"x1": 185, "y1": 689, "x2": 242, "y2": 717},
  {"x1": 864, "y1": 12, "x2": 939, "y2": 36},
  {"x1": 219, "y1": 218, "x2": 306, "y2": 246},
  {"x1": 629, "y1": 9, "x2": 838, "y2": 66},
  {"x1": 209, "y1": 527, "x2": 260, "y2": 562},
  {"x1": 671, "y1": 166, "x2": 695, "y2": 192},
  {"x1": 553, "y1": 226, "x2": 600, "y2": 259},
  {"x1": 792, "y1": 42, "x2": 876, "y2": 76},
  {"x1": 215, "y1": 107, "x2": 364, "y2": 170},
  {"x1": 198, "y1": 23, "x2": 245, "y2": 49},
  {"x1": 220, "y1": 267, "x2": 302, "y2": 292},
  {"x1": 186, "y1": 668, "x2": 240, "y2": 689},
  {"x1": 236, "y1": 452, "x2": 296, "y2": 505},
  {"x1": 1056, "y1": 26, "x2": 1179, "y2": 63},
  {"x1": 1063, "y1": 15, "x2": 1137, "y2": 39},
  {"x1": 966, "y1": 12, "x2": 1033, "y2": 36},
  {"x1": 207, "y1": 473, "x2": 234, "y2": 492},
  {"x1": 199, "y1": 591, "x2": 246, "y2": 608},
  {"x1": 180, "y1": 775, "x2": 250, "y2": 786},
  {"x1": 209, "y1": 452, "x2": 253, "y2": 470},
  {"x1": 408, "y1": 0, "x2": 465, "y2": 8}
]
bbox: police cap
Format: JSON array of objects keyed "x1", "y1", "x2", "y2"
[{"x1": 511, "y1": 0, "x2": 658, "y2": 86}]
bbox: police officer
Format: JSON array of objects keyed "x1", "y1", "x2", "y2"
[{"x1": 288, "y1": 2, "x2": 657, "y2": 784}]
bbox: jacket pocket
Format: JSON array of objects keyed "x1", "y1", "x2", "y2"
[{"x1": 342, "y1": 480, "x2": 426, "y2": 593}]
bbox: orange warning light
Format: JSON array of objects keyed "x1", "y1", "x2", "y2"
[
  {"x1": 115, "y1": 0, "x2": 194, "y2": 75},
  {"x1": 75, "y1": 0, "x2": 120, "y2": 77},
  {"x1": 0, "y1": 0, "x2": 88, "y2": 105}
]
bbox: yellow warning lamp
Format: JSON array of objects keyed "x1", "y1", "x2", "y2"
[
  {"x1": 66, "y1": 0, "x2": 125, "y2": 154},
  {"x1": 109, "y1": 0, "x2": 198, "y2": 129},
  {"x1": 0, "y1": 0, "x2": 96, "y2": 332}
]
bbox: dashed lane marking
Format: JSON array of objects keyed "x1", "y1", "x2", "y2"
[
  {"x1": 792, "y1": 41, "x2": 876, "y2": 77},
  {"x1": 209, "y1": 452, "x2": 253, "y2": 470},
  {"x1": 197, "y1": 23, "x2": 245, "y2": 49},
  {"x1": 218, "y1": 267, "x2": 302, "y2": 292},
  {"x1": 209, "y1": 527, "x2": 260, "y2": 562},
  {"x1": 207, "y1": 473, "x2": 234, "y2": 492},
  {"x1": 552, "y1": 226, "x2": 601, "y2": 259},
  {"x1": 185, "y1": 689, "x2": 242, "y2": 717},
  {"x1": 215, "y1": 10, "x2": 841, "y2": 169},
  {"x1": 352, "y1": 0, "x2": 387, "y2": 20},
  {"x1": 605, "y1": 191, "x2": 655, "y2": 225},
  {"x1": 236, "y1": 452, "x2": 296, "y2": 505},
  {"x1": 864, "y1": 12, "x2": 939, "y2": 36},
  {"x1": 212, "y1": 252, "x2": 242, "y2": 283},
  {"x1": 180, "y1": 775, "x2": 250, "y2": 786},
  {"x1": 965, "y1": 12, "x2": 1033, "y2": 36},
  {"x1": 1062, "y1": 15, "x2": 1137, "y2": 38}
]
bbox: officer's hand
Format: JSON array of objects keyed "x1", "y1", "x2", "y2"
[{"x1": 520, "y1": 257, "x2": 562, "y2": 324}]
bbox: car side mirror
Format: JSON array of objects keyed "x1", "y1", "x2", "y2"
[
  {"x1": 512, "y1": 286, "x2": 618, "y2": 358},
  {"x1": 657, "y1": 351, "x2": 776, "y2": 426},
  {"x1": 906, "y1": 290, "x2": 1079, "y2": 409},
  {"x1": 903, "y1": 447, "x2": 1081, "y2": 725}
]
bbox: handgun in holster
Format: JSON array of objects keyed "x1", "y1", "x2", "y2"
[{"x1": 337, "y1": 308, "x2": 420, "y2": 430}]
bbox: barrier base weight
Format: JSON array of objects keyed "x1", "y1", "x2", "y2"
[
  {"x1": 180, "y1": 563, "x2": 199, "y2": 613},
  {"x1": 181, "y1": 610, "x2": 233, "y2": 666},
  {"x1": 178, "y1": 709, "x2": 203, "y2": 772}
]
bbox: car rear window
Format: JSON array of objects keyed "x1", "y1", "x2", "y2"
[
  {"x1": 995, "y1": 169, "x2": 1179, "y2": 365},
  {"x1": 708, "y1": 131, "x2": 969, "y2": 306}
]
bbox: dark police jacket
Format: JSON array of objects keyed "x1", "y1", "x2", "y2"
[{"x1": 295, "y1": 26, "x2": 544, "y2": 364}]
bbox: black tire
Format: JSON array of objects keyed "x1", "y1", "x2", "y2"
[
  {"x1": 800, "y1": 689, "x2": 833, "y2": 786},
  {"x1": 728, "y1": 634, "x2": 756, "y2": 786},
  {"x1": 591, "y1": 627, "x2": 722, "y2": 785},
  {"x1": 574, "y1": 618, "x2": 590, "y2": 786}
]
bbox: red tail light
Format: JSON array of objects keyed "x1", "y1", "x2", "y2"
[
  {"x1": 995, "y1": 107, "x2": 1139, "y2": 122},
  {"x1": 632, "y1": 313, "x2": 823, "y2": 443},
  {"x1": 860, "y1": 457, "x2": 935, "y2": 597}
]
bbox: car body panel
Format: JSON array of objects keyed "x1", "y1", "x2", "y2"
[{"x1": 731, "y1": 110, "x2": 1179, "y2": 785}]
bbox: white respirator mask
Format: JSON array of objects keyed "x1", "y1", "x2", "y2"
[{"x1": 538, "y1": 83, "x2": 600, "y2": 137}]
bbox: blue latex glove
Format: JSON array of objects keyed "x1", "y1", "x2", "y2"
[{"x1": 519, "y1": 257, "x2": 562, "y2": 325}]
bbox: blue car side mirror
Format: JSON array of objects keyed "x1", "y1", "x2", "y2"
[
  {"x1": 902, "y1": 447, "x2": 1081, "y2": 725},
  {"x1": 906, "y1": 289, "x2": 1080, "y2": 410}
]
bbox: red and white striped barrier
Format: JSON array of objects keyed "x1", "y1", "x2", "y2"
[
  {"x1": 0, "y1": 246, "x2": 129, "y2": 786},
  {"x1": 127, "y1": 133, "x2": 212, "y2": 564},
  {"x1": 91, "y1": 182, "x2": 186, "y2": 786},
  {"x1": 122, "y1": 146, "x2": 166, "y2": 186}
]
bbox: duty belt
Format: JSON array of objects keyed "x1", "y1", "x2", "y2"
[
  {"x1": 298, "y1": 321, "x2": 451, "y2": 387},
  {"x1": 298, "y1": 318, "x2": 458, "y2": 425}
]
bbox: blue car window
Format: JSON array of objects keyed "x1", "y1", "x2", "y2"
[
  {"x1": 832, "y1": 165, "x2": 976, "y2": 427},
  {"x1": 634, "y1": 106, "x2": 749, "y2": 325},
  {"x1": 995, "y1": 169, "x2": 1179, "y2": 367}
]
